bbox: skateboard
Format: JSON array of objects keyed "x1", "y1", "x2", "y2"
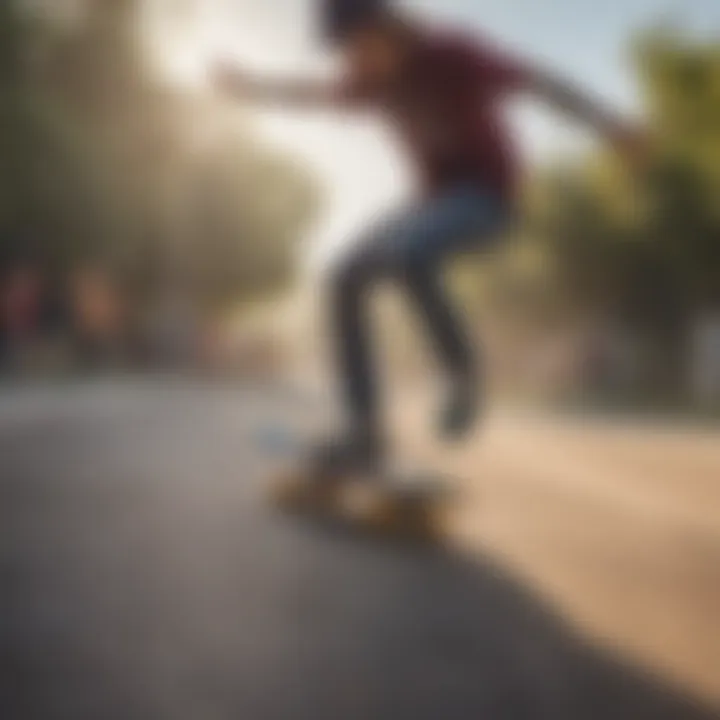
[
  {"x1": 268, "y1": 466, "x2": 455, "y2": 541},
  {"x1": 257, "y1": 428, "x2": 456, "y2": 541}
]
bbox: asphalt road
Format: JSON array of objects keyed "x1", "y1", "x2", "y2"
[{"x1": 1, "y1": 378, "x2": 718, "y2": 720}]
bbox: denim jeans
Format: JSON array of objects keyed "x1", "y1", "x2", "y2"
[{"x1": 328, "y1": 184, "x2": 511, "y2": 437}]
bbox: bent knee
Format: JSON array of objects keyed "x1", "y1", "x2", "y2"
[
  {"x1": 327, "y1": 252, "x2": 380, "y2": 301},
  {"x1": 391, "y1": 244, "x2": 434, "y2": 285}
]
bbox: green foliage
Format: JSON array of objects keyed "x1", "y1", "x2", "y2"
[
  {"x1": 526, "y1": 29, "x2": 720, "y2": 390},
  {"x1": 0, "y1": 0, "x2": 317, "y2": 317}
]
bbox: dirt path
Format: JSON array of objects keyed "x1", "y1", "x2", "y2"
[{"x1": 396, "y1": 402, "x2": 720, "y2": 702}]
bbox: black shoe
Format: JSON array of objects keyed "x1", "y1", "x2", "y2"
[
  {"x1": 438, "y1": 371, "x2": 482, "y2": 440},
  {"x1": 308, "y1": 430, "x2": 384, "y2": 476}
]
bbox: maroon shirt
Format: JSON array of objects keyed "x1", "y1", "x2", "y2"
[{"x1": 337, "y1": 30, "x2": 530, "y2": 199}]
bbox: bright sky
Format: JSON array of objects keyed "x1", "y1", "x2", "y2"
[{"x1": 150, "y1": 0, "x2": 719, "y2": 263}]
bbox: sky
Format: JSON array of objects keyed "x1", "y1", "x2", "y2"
[{"x1": 151, "y1": 0, "x2": 720, "y2": 264}]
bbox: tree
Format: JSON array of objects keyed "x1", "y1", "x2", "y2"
[
  {"x1": 524, "y1": 28, "x2": 720, "y2": 396},
  {"x1": 0, "y1": 0, "x2": 319, "y2": 321}
]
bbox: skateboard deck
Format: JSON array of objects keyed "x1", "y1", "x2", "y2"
[
  {"x1": 266, "y1": 460, "x2": 457, "y2": 542},
  {"x1": 255, "y1": 423, "x2": 459, "y2": 540}
]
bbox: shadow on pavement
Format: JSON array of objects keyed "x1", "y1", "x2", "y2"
[
  {"x1": 1, "y1": 380, "x2": 717, "y2": 720},
  {"x1": 3, "y1": 516, "x2": 718, "y2": 720}
]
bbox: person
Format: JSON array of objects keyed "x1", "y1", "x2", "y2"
[
  {"x1": 213, "y1": 0, "x2": 644, "y2": 474},
  {"x1": 0, "y1": 264, "x2": 45, "y2": 373}
]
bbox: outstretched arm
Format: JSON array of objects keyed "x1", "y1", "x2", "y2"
[
  {"x1": 212, "y1": 61, "x2": 342, "y2": 110},
  {"x1": 524, "y1": 68, "x2": 646, "y2": 162},
  {"x1": 465, "y1": 33, "x2": 645, "y2": 162}
]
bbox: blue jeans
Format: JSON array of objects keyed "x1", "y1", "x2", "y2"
[{"x1": 329, "y1": 184, "x2": 511, "y2": 437}]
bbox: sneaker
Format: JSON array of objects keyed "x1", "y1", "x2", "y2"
[
  {"x1": 437, "y1": 370, "x2": 482, "y2": 440},
  {"x1": 308, "y1": 429, "x2": 385, "y2": 477}
]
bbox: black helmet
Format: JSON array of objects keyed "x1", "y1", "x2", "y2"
[{"x1": 320, "y1": 0, "x2": 390, "y2": 44}]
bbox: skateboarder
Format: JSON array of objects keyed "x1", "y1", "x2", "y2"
[{"x1": 214, "y1": 0, "x2": 643, "y2": 475}]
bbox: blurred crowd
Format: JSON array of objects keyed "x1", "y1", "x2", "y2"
[
  {"x1": 0, "y1": 261, "x2": 288, "y2": 379},
  {"x1": 528, "y1": 317, "x2": 720, "y2": 412},
  {"x1": 0, "y1": 263, "x2": 127, "y2": 375},
  {"x1": 4, "y1": 257, "x2": 719, "y2": 418},
  {"x1": 0, "y1": 262, "x2": 227, "y2": 375}
]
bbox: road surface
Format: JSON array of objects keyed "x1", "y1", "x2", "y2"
[{"x1": 1, "y1": 378, "x2": 718, "y2": 720}]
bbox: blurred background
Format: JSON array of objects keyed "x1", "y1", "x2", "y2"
[
  {"x1": 1, "y1": 1, "x2": 719, "y2": 719},
  {"x1": 1, "y1": 0, "x2": 719, "y2": 414}
]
